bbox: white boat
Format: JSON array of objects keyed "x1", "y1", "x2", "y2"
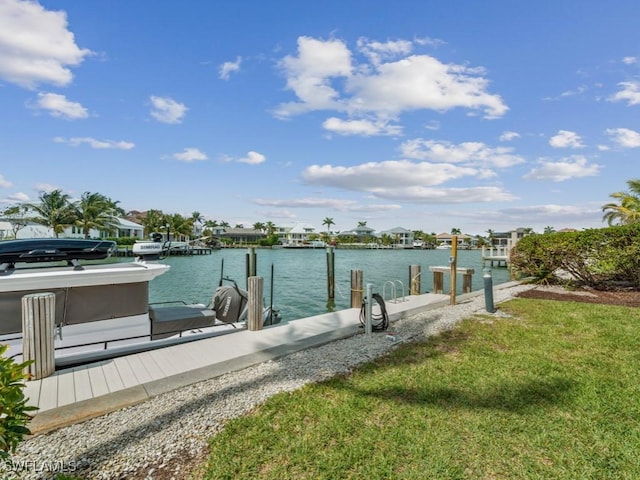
[
  {"x1": 412, "y1": 240, "x2": 424, "y2": 249},
  {"x1": 436, "y1": 243, "x2": 452, "y2": 249},
  {"x1": 0, "y1": 238, "x2": 279, "y2": 369}
]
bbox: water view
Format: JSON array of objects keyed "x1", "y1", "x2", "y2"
[{"x1": 143, "y1": 248, "x2": 513, "y2": 322}]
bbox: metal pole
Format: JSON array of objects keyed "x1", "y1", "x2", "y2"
[
  {"x1": 483, "y1": 268, "x2": 496, "y2": 313},
  {"x1": 365, "y1": 283, "x2": 373, "y2": 335},
  {"x1": 326, "y1": 246, "x2": 335, "y2": 299}
]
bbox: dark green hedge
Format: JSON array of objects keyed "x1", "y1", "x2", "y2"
[{"x1": 510, "y1": 224, "x2": 640, "y2": 288}]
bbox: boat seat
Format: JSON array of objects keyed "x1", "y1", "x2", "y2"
[{"x1": 149, "y1": 305, "x2": 216, "y2": 340}]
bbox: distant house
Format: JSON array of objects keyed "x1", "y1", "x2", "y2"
[
  {"x1": 379, "y1": 227, "x2": 414, "y2": 247},
  {"x1": 276, "y1": 223, "x2": 317, "y2": 246},
  {"x1": 338, "y1": 225, "x2": 376, "y2": 242},
  {"x1": 218, "y1": 227, "x2": 265, "y2": 245},
  {"x1": 435, "y1": 233, "x2": 474, "y2": 248},
  {"x1": 491, "y1": 228, "x2": 529, "y2": 247},
  {"x1": 0, "y1": 218, "x2": 143, "y2": 240}
]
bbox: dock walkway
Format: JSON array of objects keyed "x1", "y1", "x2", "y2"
[{"x1": 26, "y1": 291, "x2": 457, "y2": 434}]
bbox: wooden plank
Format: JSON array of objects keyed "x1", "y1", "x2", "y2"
[
  {"x1": 87, "y1": 363, "x2": 109, "y2": 398},
  {"x1": 37, "y1": 373, "x2": 59, "y2": 411},
  {"x1": 73, "y1": 366, "x2": 93, "y2": 402},
  {"x1": 56, "y1": 370, "x2": 76, "y2": 407},
  {"x1": 147, "y1": 348, "x2": 180, "y2": 376},
  {"x1": 101, "y1": 360, "x2": 125, "y2": 393},
  {"x1": 23, "y1": 379, "x2": 41, "y2": 410},
  {"x1": 132, "y1": 352, "x2": 166, "y2": 381},
  {"x1": 112, "y1": 356, "x2": 140, "y2": 389},
  {"x1": 124, "y1": 354, "x2": 154, "y2": 384}
]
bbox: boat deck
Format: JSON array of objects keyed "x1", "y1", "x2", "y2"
[{"x1": 25, "y1": 291, "x2": 457, "y2": 434}]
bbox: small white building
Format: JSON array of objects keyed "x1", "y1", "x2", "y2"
[{"x1": 0, "y1": 218, "x2": 144, "y2": 240}]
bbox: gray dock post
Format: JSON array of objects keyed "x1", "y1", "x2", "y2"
[
  {"x1": 483, "y1": 268, "x2": 497, "y2": 313},
  {"x1": 364, "y1": 283, "x2": 373, "y2": 335},
  {"x1": 326, "y1": 246, "x2": 335, "y2": 299},
  {"x1": 22, "y1": 292, "x2": 56, "y2": 379}
]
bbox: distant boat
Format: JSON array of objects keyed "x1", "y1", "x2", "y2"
[
  {"x1": 436, "y1": 243, "x2": 451, "y2": 249},
  {"x1": 412, "y1": 240, "x2": 424, "y2": 249}
]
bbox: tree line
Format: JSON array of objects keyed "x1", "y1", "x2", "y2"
[{"x1": 1, "y1": 179, "x2": 639, "y2": 242}]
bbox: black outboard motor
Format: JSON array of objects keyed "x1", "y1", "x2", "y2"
[
  {"x1": 213, "y1": 284, "x2": 248, "y2": 323},
  {"x1": 150, "y1": 232, "x2": 163, "y2": 242}
]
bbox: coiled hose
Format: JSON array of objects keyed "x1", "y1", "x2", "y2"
[{"x1": 359, "y1": 293, "x2": 389, "y2": 331}]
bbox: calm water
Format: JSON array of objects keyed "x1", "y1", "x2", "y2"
[{"x1": 139, "y1": 248, "x2": 513, "y2": 322}]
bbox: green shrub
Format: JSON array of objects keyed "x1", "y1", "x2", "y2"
[
  {"x1": 0, "y1": 345, "x2": 38, "y2": 459},
  {"x1": 510, "y1": 224, "x2": 640, "y2": 288}
]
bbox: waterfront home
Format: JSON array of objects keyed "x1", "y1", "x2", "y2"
[
  {"x1": 0, "y1": 218, "x2": 144, "y2": 240},
  {"x1": 435, "y1": 233, "x2": 474, "y2": 248},
  {"x1": 276, "y1": 222, "x2": 317, "y2": 246},
  {"x1": 337, "y1": 225, "x2": 376, "y2": 242},
  {"x1": 218, "y1": 227, "x2": 265, "y2": 245},
  {"x1": 378, "y1": 226, "x2": 414, "y2": 248}
]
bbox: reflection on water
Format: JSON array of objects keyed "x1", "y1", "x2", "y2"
[{"x1": 137, "y1": 248, "x2": 513, "y2": 322}]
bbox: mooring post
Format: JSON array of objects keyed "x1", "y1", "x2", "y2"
[
  {"x1": 247, "y1": 276, "x2": 264, "y2": 331},
  {"x1": 365, "y1": 283, "x2": 373, "y2": 335},
  {"x1": 246, "y1": 247, "x2": 257, "y2": 288},
  {"x1": 483, "y1": 268, "x2": 497, "y2": 313},
  {"x1": 22, "y1": 292, "x2": 56, "y2": 380},
  {"x1": 351, "y1": 269, "x2": 363, "y2": 308},
  {"x1": 409, "y1": 265, "x2": 421, "y2": 295},
  {"x1": 326, "y1": 246, "x2": 335, "y2": 299}
]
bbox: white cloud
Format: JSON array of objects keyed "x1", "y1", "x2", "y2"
[
  {"x1": 0, "y1": 175, "x2": 12, "y2": 188},
  {"x1": 549, "y1": 130, "x2": 584, "y2": 148},
  {"x1": 149, "y1": 96, "x2": 187, "y2": 124},
  {"x1": 7, "y1": 192, "x2": 29, "y2": 202},
  {"x1": 400, "y1": 139, "x2": 525, "y2": 168},
  {"x1": 54, "y1": 136, "x2": 134, "y2": 149},
  {"x1": 0, "y1": 0, "x2": 92, "y2": 89},
  {"x1": 357, "y1": 37, "x2": 413, "y2": 65},
  {"x1": 622, "y1": 56, "x2": 638, "y2": 65},
  {"x1": 219, "y1": 56, "x2": 241, "y2": 80},
  {"x1": 255, "y1": 197, "x2": 401, "y2": 213},
  {"x1": 322, "y1": 117, "x2": 402, "y2": 136},
  {"x1": 275, "y1": 36, "x2": 507, "y2": 122},
  {"x1": 173, "y1": 147, "x2": 207, "y2": 162},
  {"x1": 609, "y1": 81, "x2": 640, "y2": 105},
  {"x1": 605, "y1": 127, "x2": 640, "y2": 148},
  {"x1": 33, "y1": 183, "x2": 57, "y2": 192},
  {"x1": 499, "y1": 131, "x2": 520, "y2": 141},
  {"x1": 238, "y1": 151, "x2": 266, "y2": 165},
  {"x1": 302, "y1": 160, "x2": 480, "y2": 190},
  {"x1": 369, "y1": 185, "x2": 516, "y2": 204},
  {"x1": 524, "y1": 155, "x2": 601, "y2": 182},
  {"x1": 33, "y1": 92, "x2": 88, "y2": 119}
]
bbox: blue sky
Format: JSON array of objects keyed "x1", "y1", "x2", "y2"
[{"x1": 1, "y1": 0, "x2": 639, "y2": 235}]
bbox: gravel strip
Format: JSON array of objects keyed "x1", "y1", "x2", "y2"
[{"x1": 2, "y1": 284, "x2": 533, "y2": 480}]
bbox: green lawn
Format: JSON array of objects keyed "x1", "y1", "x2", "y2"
[{"x1": 199, "y1": 298, "x2": 640, "y2": 479}]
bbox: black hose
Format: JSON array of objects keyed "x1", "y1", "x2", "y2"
[{"x1": 359, "y1": 293, "x2": 389, "y2": 331}]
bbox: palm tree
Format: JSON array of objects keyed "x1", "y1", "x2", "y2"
[
  {"x1": 602, "y1": 179, "x2": 640, "y2": 225},
  {"x1": 322, "y1": 217, "x2": 335, "y2": 233},
  {"x1": 264, "y1": 221, "x2": 277, "y2": 235},
  {"x1": 253, "y1": 222, "x2": 265, "y2": 233},
  {"x1": 140, "y1": 209, "x2": 165, "y2": 237},
  {"x1": 26, "y1": 189, "x2": 75, "y2": 238},
  {"x1": 357, "y1": 220, "x2": 367, "y2": 228},
  {"x1": 451, "y1": 227, "x2": 462, "y2": 235},
  {"x1": 190, "y1": 211, "x2": 204, "y2": 236},
  {"x1": 73, "y1": 191, "x2": 118, "y2": 238}
]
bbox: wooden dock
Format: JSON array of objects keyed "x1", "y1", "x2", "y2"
[{"x1": 481, "y1": 245, "x2": 510, "y2": 267}]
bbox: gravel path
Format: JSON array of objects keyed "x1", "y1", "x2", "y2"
[{"x1": 2, "y1": 284, "x2": 533, "y2": 480}]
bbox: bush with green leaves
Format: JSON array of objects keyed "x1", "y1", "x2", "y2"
[
  {"x1": 510, "y1": 224, "x2": 640, "y2": 288},
  {"x1": 0, "y1": 345, "x2": 37, "y2": 459}
]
